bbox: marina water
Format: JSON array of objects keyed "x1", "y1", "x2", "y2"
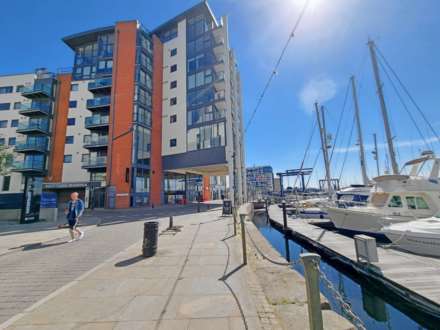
[{"x1": 253, "y1": 214, "x2": 436, "y2": 330}]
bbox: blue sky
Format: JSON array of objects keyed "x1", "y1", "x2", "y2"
[{"x1": 1, "y1": 0, "x2": 439, "y2": 188}]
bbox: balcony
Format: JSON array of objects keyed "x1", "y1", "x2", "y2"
[
  {"x1": 15, "y1": 140, "x2": 48, "y2": 153},
  {"x1": 85, "y1": 116, "x2": 109, "y2": 130},
  {"x1": 16, "y1": 120, "x2": 50, "y2": 135},
  {"x1": 22, "y1": 84, "x2": 52, "y2": 99},
  {"x1": 213, "y1": 56, "x2": 225, "y2": 74},
  {"x1": 83, "y1": 136, "x2": 109, "y2": 150},
  {"x1": 12, "y1": 159, "x2": 45, "y2": 175},
  {"x1": 19, "y1": 102, "x2": 51, "y2": 117},
  {"x1": 213, "y1": 39, "x2": 225, "y2": 58},
  {"x1": 88, "y1": 77, "x2": 112, "y2": 93},
  {"x1": 86, "y1": 96, "x2": 111, "y2": 110},
  {"x1": 82, "y1": 156, "x2": 107, "y2": 170}
]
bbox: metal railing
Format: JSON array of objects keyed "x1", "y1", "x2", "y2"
[
  {"x1": 83, "y1": 156, "x2": 107, "y2": 167},
  {"x1": 88, "y1": 77, "x2": 112, "y2": 90},
  {"x1": 86, "y1": 96, "x2": 111, "y2": 108},
  {"x1": 17, "y1": 120, "x2": 50, "y2": 133},
  {"x1": 83, "y1": 136, "x2": 109, "y2": 147},
  {"x1": 15, "y1": 140, "x2": 48, "y2": 152},
  {"x1": 85, "y1": 116, "x2": 109, "y2": 127},
  {"x1": 19, "y1": 102, "x2": 51, "y2": 115},
  {"x1": 22, "y1": 84, "x2": 52, "y2": 97}
]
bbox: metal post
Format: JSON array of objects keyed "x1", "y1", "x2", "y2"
[
  {"x1": 232, "y1": 207, "x2": 237, "y2": 236},
  {"x1": 240, "y1": 214, "x2": 247, "y2": 265},
  {"x1": 197, "y1": 192, "x2": 201, "y2": 213},
  {"x1": 368, "y1": 39, "x2": 399, "y2": 175},
  {"x1": 169, "y1": 216, "x2": 173, "y2": 229},
  {"x1": 282, "y1": 200, "x2": 288, "y2": 231},
  {"x1": 265, "y1": 199, "x2": 269, "y2": 223},
  {"x1": 301, "y1": 253, "x2": 324, "y2": 330},
  {"x1": 315, "y1": 103, "x2": 333, "y2": 197},
  {"x1": 284, "y1": 236, "x2": 291, "y2": 262}
]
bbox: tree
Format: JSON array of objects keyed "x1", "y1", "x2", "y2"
[{"x1": 0, "y1": 145, "x2": 13, "y2": 176}]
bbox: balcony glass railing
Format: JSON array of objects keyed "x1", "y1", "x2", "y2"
[
  {"x1": 17, "y1": 120, "x2": 50, "y2": 133},
  {"x1": 84, "y1": 136, "x2": 109, "y2": 146},
  {"x1": 19, "y1": 102, "x2": 51, "y2": 115},
  {"x1": 15, "y1": 139, "x2": 48, "y2": 152},
  {"x1": 87, "y1": 96, "x2": 111, "y2": 108},
  {"x1": 12, "y1": 159, "x2": 45, "y2": 171},
  {"x1": 22, "y1": 84, "x2": 52, "y2": 97},
  {"x1": 85, "y1": 116, "x2": 109, "y2": 127},
  {"x1": 88, "y1": 77, "x2": 112, "y2": 90},
  {"x1": 83, "y1": 156, "x2": 107, "y2": 167}
]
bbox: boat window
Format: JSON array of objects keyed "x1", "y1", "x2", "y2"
[
  {"x1": 388, "y1": 195, "x2": 403, "y2": 208},
  {"x1": 370, "y1": 193, "x2": 389, "y2": 207},
  {"x1": 406, "y1": 196, "x2": 416, "y2": 209},
  {"x1": 416, "y1": 196, "x2": 429, "y2": 209}
]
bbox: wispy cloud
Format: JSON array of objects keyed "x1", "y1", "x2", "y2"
[
  {"x1": 333, "y1": 136, "x2": 440, "y2": 154},
  {"x1": 299, "y1": 77, "x2": 337, "y2": 113}
]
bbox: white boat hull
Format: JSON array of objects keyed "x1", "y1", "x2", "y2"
[
  {"x1": 326, "y1": 207, "x2": 414, "y2": 234},
  {"x1": 383, "y1": 229, "x2": 440, "y2": 257}
]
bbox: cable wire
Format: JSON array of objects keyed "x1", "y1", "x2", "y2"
[
  {"x1": 374, "y1": 43, "x2": 440, "y2": 149},
  {"x1": 244, "y1": 0, "x2": 310, "y2": 133}
]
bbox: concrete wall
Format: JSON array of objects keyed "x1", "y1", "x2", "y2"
[{"x1": 161, "y1": 19, "x2": 187, "y2": 156}]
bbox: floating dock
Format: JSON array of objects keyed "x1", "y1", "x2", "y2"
[{"x1": 268, "y1": 204, "x2": 440, "y2": 321}]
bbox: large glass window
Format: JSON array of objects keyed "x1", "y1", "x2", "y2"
[
  {"x1": 187, "y1": 122, "x2": 225, "y2": 151},
  {"x1": 388, "y1": 195, "x2": 402, "y2": 208},
  {"x1": 188, "y1": 69, "x2": 213, "y2": 90},
  {"x1": 187, "y1": 87, "x2": 215, "y2": 107},
  {"x1": 134, "y1": 126, "x2": 151, "y2": 167},
  {"x1": 416, "y1": 196, "x2": 429, "y2": 209},
  {"x1": 187, "y1": 105, "x2": 224, "y2": 126}
]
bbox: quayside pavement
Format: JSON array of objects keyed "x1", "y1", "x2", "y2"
[{"x1": 1, "y1": 207, "x2": 268, "y2": 329}]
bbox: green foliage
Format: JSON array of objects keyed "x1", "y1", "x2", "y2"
[{"x1": 0, "y1": 146, "x2": 13, "y2": 176}]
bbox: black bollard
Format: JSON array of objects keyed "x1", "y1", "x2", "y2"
[
  {"x1": 169, "y1": 216, "x2": 173, "y2": 229},
  {"x1": 282, "y1": 200, "x2": 288, "y2": 231},
  {"x1": 265, "y1": 199, "x2": 269, "y2": 223},
  {"x1": 143, "y1": 221, "x2": 159, "y2": 257}
]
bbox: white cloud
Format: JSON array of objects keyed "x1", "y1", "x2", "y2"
[
  {"x1": 299, "y1": 77, "x2": 337, "y2": 113},
  {"x1": 333, "y1": 136, "x2": 440, "y2": 154}
]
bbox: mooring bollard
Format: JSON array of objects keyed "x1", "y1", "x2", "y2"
[
  {"x1": 168, "y1": 216, "x2": 173, "y2": 229},
  {"x1": 284, "y1": 235, "x2": 291, "y2": 262},
  {"x1": 240, "y1": 214, "x2": 247, "y2": 265},
  {"x1": 300, "y1": 253, "x2": 324, "y2": 330},
  {"x1": 282, "y1": 200, "x2": 288, "y2": 230},
  {"x1": 143, "y1": 221, "x2": 159, "y2": 257}
]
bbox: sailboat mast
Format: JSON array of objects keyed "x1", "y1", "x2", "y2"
[
  {"x1": 368, "y1": 39, "x2": 399, "y2": 174},
  {"x1": 350, "y1": 75, "x2": 369, "y2": 185},
  {"x1": 314, "y1": 102, "x2": 333, "y2": 197},
  {"x1": 373, "y1": 133, "x2": 380, "y2": 176}
]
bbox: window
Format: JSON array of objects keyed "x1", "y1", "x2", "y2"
[
  {"x1": 170, "y1": 139, "x2": 177, "y2": 147},
  {"x1": 69, "y1": 100, "x2": 77, "y2": 108},
  {"x1": 65, "y1": 136, "x2": 74, "y2": 144},
  {"x1": 81, "y1": 154, "x2": 90, "y2": 163},
  {"x1": 170, "y1": 115, "x2": 177, "y2": 123},
  {"x1": 2, "y1": 176, "x2": 11, "y2": 191},
  {"x1": 71, "y1": 84, "x2": 79, "y2": 91},
  {"x1": 0, "y1": 86, "x2": 13, "y2": 94},
  {"x1": 170, "y1": 64, "x2": 177, "y2": 73},
  {"x1": 170, "y1": 48, "x2": 177, "y2": 57},
  {"x1": 416, "y1": 196, "x2": 429, "y2": 209},
  {"x1": 16, "y1": 85, "x2": 24, "y2": 93},
  {"x1": 388, "y1": 195, "x2": 402, "y2": 208},
  {"x1": 188, "y1": 69, "x2": 213, "y2": 90},
  {"x1": 64, "y1": 155, "x2": 73, "y2": 163},
  {"x1": 8, "y1": 137, "x2": 16, "y2": 146},
  {"x1": 406, "y1": 196, "x2": 416, "y2": 209},
  {"x1": 0, "y1": 120, "x2": 7, "y2": 128},
  {"x1": 13, "y1": 102, "x2": 21, "y2": 110},
  {"x1": 0, "y1": 103, "x2": 10, "y2": 111},
  {"x1": 170, "y1": 81, "x2": 177, "y2": 89},
  {"x1": 0, "y1": 138, "x2": 5, "y2": 146},
  {"x1": 11, "y1": 119, "x2": 18, "y2": 127},
  {"x1": 67, "y1": 118, "x2": 76, "y2": 126},
  {"x1": 170, "y1": 97, "x2": 177, "y2": 106}
]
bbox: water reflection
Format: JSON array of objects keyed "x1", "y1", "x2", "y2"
[{"x1": 253, "y1": 215, "x2": 432, "y2": 330}]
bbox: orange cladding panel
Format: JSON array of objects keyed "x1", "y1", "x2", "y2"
[
  {"x1": 203, "y1": 176, "x2": 211, "y2": 201},
  {"x1": 150, "y1": 35, "x2": 164, "y2": 206},
  {"x1": 46, "y1": 73, "x2": 71, "y2": 182},
  {"x1": 107, "y1": 21, "x2": 137, "y2": 208}
]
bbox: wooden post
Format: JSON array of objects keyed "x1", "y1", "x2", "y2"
[
  {"x1": 282, "y1": 200, "x2": 288, "y2": 230},
  {"x1": 301, "y1": 253, "x2": 323, "y2": 330},
  {"x1": 240, "y1": 214, "x2": 247, "y2": 265}
]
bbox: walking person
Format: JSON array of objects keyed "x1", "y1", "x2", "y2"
[{"x1": 65, "y1": 192, "x2": 85, "y2": 242}]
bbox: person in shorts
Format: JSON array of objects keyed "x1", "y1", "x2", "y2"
[{"x1": 65, "y1": 192, "x2": 85, "y2": 242}]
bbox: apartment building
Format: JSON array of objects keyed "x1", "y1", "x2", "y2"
[
  {"x1": 0, "y1": 1, "x2": 246, "y2": 222},
  {"x1": 247, "y1": 166, "x2": 274, "y2": 200}
]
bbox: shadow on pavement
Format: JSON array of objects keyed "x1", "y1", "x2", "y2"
[
  {"x1": 9, "y1": 241, "x2": 67, "y2": 251},
  {"x1": 114, "y1": 255, "x2": 146, "y2": 267}
]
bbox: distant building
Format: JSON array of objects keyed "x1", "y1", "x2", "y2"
[
  {"x1": 246, "y1": 166, "x2": 274, "y2": 199},
  {"x1": 273, "y1": 177, "x2": 281, "y2": 194}
]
